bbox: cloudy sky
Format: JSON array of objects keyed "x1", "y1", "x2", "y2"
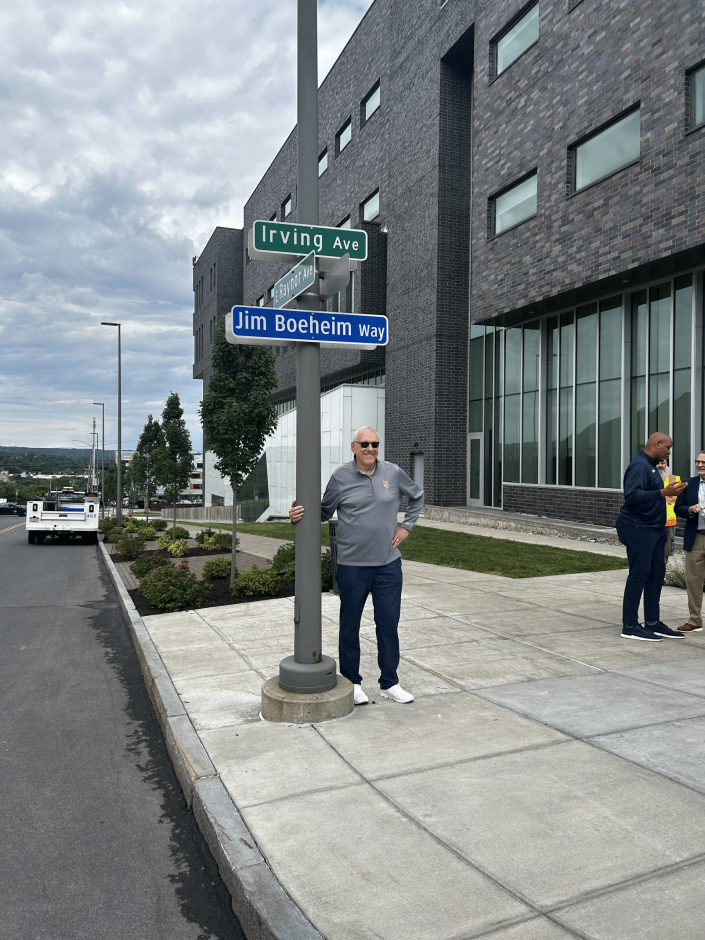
[{"x1": 0, "y1": 0, "x2": 373, "y2": 452}]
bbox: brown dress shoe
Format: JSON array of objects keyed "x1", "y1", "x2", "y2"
[{"x1": 678, "y1": 623, "x2": 703, "y2": 632}]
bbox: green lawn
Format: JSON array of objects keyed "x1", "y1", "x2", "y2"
[{"x1": 181, "y1": 519, "x2": 628, "y2": 579}]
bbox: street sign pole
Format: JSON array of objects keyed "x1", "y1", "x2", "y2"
[{"x1": 277, "y1": 0, "x2": 336, "y2": 694}]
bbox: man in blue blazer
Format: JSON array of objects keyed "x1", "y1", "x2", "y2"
[
  {"x1": 674, "y1": 451, "x2": 705, "y2": 632},
  {"x1": 616, "y1": 432, "x2": 687, "y2": 641}
]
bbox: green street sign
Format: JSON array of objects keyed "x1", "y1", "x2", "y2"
[
  {"x1": 252, "y1": 219, "x2": 368, "y2": 261},
  {"x1": 272, "y1": 251, "x2": 316, "y2": 307}
]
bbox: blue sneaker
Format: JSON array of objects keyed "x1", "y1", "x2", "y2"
[
  {"x1": 650, "y1": 622, "x2": 685, "y2": 639},
  {"x1": 621, "y1": 625, "x2": 662, "y2": 641}
]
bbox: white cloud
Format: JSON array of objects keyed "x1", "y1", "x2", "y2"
[{"x1": 0, "y1": 0, "x2": 373, "y2": 450}]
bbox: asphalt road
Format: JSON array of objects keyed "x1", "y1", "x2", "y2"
[{"x1": 0, "y1": 517, "x2": 245, "y2": 940}]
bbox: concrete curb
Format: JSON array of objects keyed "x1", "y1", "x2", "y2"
[{"x1": 98, "y1": 540, "x2": 324, "y2": 940}]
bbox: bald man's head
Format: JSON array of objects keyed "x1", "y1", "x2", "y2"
[{"x1": 644, "y1": 432, "x2": 673, "y2": 461}]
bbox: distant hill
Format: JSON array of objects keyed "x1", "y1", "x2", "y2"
[{"x1": 0, "y1": 447, "x2": 117, "y2": 476}]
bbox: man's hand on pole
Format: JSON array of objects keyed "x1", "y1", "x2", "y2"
[
  {"x1": 289, "y1": 500, "x2": 304, "y2": 523},
  {"x1": 392, "y1": 527, "x2": 409, "y2": 549}
]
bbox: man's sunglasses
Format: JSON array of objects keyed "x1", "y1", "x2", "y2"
[{"x1": 354, "y1": 440, "x2": 379, "y2": 449}]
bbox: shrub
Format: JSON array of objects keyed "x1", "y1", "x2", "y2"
[
  {"x1": 167, "y1": 538, "x2": 189, "y2": 557},
  {"x1": 202, "y1": 557, "x2": 233, "y2": 580},
  {"x1": 138, "y1": 561, "x2": 204, "y2": 612},
  {"x1": 174, "y1": 525, "x2": 191, "y2": 540},
  {"x1": 151, "y1": 519, "x2": 168, "y2": 531},
  {"x1": 99, "y1": 517, "x2": 116, "y2": 534},
  {"x1": 202, "y1": 532, "x2": 234, "y2": 552},
  {"x1": 105, "y1": 528, "x2": 123, "y2": 544},
  {"x1": 270, "y1": 542, "x2": 333, "y2": 591},
  {"x1": 137, "y1": 526, "x2": 156, "y2": 541},
  {"x1": 232, "y1": 565, "x2": 280, "y2": 598},
  {"x1": 195, "y1": 527, "x2": 216, "y2": 545},
  {"x1": 156, "y1": 533, "x2": 173, "y2": 549},
  {"x1": 116, "y1": 535, "x2": 145, "y2": 559},
  {"x1": 123, "y1": 521, "x2": 139, "y2": 533},
  {"x1": 130, "y1": 553, "x2": 173, "y2": 580},
  {"x1": 664, "y1": 556, "x2": 687, "y2": 589}
]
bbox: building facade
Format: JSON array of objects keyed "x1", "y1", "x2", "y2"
[{"x1": 193, "y1": 0, "x2": 705, "y2": 526}]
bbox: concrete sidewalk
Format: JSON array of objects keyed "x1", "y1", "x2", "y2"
[{"x1": 117, "y1": 552, "x2": 705, "y2": 940}]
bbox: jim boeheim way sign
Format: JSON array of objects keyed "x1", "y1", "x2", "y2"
[{"x1": 226, "y1": 306, "x2": 388, "y2": 351}]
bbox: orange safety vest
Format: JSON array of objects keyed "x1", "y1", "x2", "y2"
[{"x1": 663, "y1": 473, "x2": 680, "y2": 526}]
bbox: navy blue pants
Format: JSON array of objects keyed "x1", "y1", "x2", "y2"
[
  {"x1": 336, "y1": 558, "x2": 402, "y2": 690},
  {"x1": 616, "y1": 523, "x2": 666, "y2": 626}
]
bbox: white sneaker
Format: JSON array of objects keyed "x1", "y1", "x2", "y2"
[
  {"x1": 353, "y1": 684, "x2": 369, "y2": 705},
  {"x1": 380, "y1": 683, "x2": 414, "y2": 704}
]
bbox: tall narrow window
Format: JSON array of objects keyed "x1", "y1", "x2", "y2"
[
  {"x1": 493, "y1": 3, "x2": 539, "y2": 78},
  {"x1": 559, "y1": 313, "x2": 574, "y2": 485},
  {"x1": 282, "y1": 195, "x2": 292, "y2": 218},
  {"x1": 630, "y1": 290, "x2": 647, "y2": 457},
  {"x1": 338, "y1": 216, "x2": 351, "y2": 229},
  {"x1": 491, "y1": 173, "x2": 537, "y2": 236},
  {"x1": 546, "y1": 317, "x2": 559, "y2": 485},
  {"x1": 649, "y1": 282, "x2": 671, "y2": 436},
  {"x1": 504, "y1": 329, "x2": 522, "y2": 483},
  {"x1": 575, "y1": 304, "x2": 597, "y2": 487},
  {"x1": 318, "y1": 149, "x2": 328, "y2": 176},
  {"x1": 362, "y1": 82, "x2": 380, "y2": 124},
  {"x1": 598, "y1": 296, "x2": 623, "y2": 488},
  {"x1": 573, "y1": 108, "x2": 640, "y2": 192},
  {"x1": 690, "y1": 64, "x2": 705, "y2": 129},
  {"x1": 673, "y1": 274, "x2": 693, "y2": 478},
  {"x1": 362, "y1": 190, "x2": 380, "y2": 222},
  {"x1": 484, "y1": 329, "x2": 495, "y2": 504},
  {"x1": 494, "y1": 328, "x2": 504, "y2": 506},
  {"x1": 468, "y1": 326, "x2": 484, "y2": 432},
  {"x1": 522, "y1": 322, "x2": 540, "y2": 483},
  {"x1": 336, "y1": 119, "x2": 352, "y2": 155}
]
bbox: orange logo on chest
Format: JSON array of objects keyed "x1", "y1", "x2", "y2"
[{"x1": 383, "y1": 480, "x2": 389, "y2": 488}]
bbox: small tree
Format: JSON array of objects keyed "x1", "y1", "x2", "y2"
[
  {"x1": 154, "y1": 393, "x2": 193, "y2": 538},
  {"x1": 132, "y1": 415, "x2": 163, "y2": 523},
  {"x1": 200, "y1": 322, "x2": 278, "y2": 586}
]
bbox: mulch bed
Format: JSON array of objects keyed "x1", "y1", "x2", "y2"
[
  {"x1": 128, "y1": 576, "x2": 296, "y2": 617},
  {"x1": 109, "y1": 545, "x2": 240, "y2": 564}
]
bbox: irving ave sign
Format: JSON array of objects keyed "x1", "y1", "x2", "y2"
[
  {"x1": 226, "y1": 306, "x2": 387, "y2": 351},
  {"x1": 252, "y1": 220, "x2": 368, "y2": 261}
]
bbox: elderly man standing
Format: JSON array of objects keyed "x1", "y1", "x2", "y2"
[
  {"x1": 616, "y1": 432, "x2": 687, "y2": 641},
  {"x1": 289, "y1": 427, "x2": 423, "y2": 705}
]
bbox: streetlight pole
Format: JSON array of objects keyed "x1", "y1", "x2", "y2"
[
  {"x1": 93, "y1": 402, "x2": 105, "y2": 519},
  {"x1": 101, "y1": 322, "x2": 122, "y2": 527},
  {"x1": 277, "y1": 0, "x2": 336, "y2": 695}
]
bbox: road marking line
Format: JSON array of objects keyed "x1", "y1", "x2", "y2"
[{"x1": 0, "y1": 522, "x2": 24, "y2": 533}]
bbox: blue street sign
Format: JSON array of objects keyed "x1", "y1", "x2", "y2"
[{"x1": 226, "y1": 306, "x2": 388, "y2": 351}]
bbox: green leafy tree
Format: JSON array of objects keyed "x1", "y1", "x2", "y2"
[
  {"x1": 200, "y1": 322, "x2": 278, "y2": 585},
  {"x1": 131, "y1": 415, "x2": 163, "y2": 523},
  {"x1": 154, "y1": 392, "x2": 193, "y2": 538}
]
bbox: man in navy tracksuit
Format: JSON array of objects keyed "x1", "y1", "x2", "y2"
[{"x1": 616, "y1": 432, "x2": 687, "y2": 641}]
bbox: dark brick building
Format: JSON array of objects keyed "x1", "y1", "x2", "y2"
[{"x1": 193, "y1": 0, "x2": 705, "y2": 525}]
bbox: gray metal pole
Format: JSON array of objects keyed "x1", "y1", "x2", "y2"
[
  {"x1": 94, "y1": 403, "x2": 105, "y2": 519},
  {"x1": 278, "y1": 0, "x2": 336, "y2": 694},
  {"x1": 101, "y1": 322, "x2": 122, "y2": 526}
]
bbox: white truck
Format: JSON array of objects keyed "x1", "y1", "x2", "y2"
[{"x1": 26, "y1": 488, "x2": 100, "y2": 544}]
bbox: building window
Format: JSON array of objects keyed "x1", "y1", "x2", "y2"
[
  {"x1": 336, "y1": 119, "x2": 352, "y2": 155},
  {"x1": 490, "y1": 172, "x2": 537, "y2": 236},
  {"x1": 689, "y1": 63, "x2": 705, "y2": 130},
  {"x1": 361, "y1": 82, "x2": 380, "y2": 125},
  {"x1": 282, "y1": 195, "x2": 292, "y2": 218},
  {"x1": 361, "y1": 190, "x2": 380, "y2": 222},
  {"x1": 318, "y1": 149, "x2": 328, "y2": 176},
  {"x1": 573, "y1": 108, "x2": 640, "y2": 192},
  {"x1": 338, "y1": 216, "x2": 351, "y2": 229},
  {"x1": 522, "y1": 322, "x2": 540, "y2": 484},
  {"x1": 492, "y1": 2, "x2": 539, "y2": 78},
  {"x1": 257, "y1": 295, "x2": 265, "y2": 307},
  {"x1": 270, "y1": 213, "x2": 277, "y2": 222},
  {"x1": 213, "y1": 262, "x2": 216, "y2": 286}
]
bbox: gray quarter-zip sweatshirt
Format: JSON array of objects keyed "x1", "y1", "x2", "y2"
[{"x1": 320, "y1": 459, "x2": 424, "y2": 566}]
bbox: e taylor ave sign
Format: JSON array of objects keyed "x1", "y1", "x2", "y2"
[
  {"x1": 226, "y1": 306, "x2": 387, "y2": 351},
  {"x1": 253, "y1": 220, "x2": 367, "y2": 261}
]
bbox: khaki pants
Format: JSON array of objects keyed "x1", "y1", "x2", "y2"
[{"x1": 685, "y1": 531, "x2": 705, "y2": 628}]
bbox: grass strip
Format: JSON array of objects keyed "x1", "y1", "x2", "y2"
[{"x1": 166, "y1": 518, "x2": 627, "y2": 579}]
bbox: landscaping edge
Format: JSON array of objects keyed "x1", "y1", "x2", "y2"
[{"x1": 98, "y1": 540, "x2": 323, "y2": 940}]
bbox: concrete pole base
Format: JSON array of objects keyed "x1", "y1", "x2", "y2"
[{"x1": 261, "y1": 675, "x2": 354, "y2": 723}]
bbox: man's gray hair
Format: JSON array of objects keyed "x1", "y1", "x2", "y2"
[{"x1": 352, "y1": 426, "x2": 378, "y2": 441}]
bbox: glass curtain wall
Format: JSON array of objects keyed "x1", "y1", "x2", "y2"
[
  {"x1": 522, "y1": 322, "x2": 540, "y2": 483},
  {"x1": 630, "y1": 290, "x2": 647, "y2": 456},
  {"x1": 649, "y1": 283, "x2": 671, "y2": 437},
  {"x1": 485, "y1": 328, "x2": 495, "y2": 502},
  {"x1": 598, "y1": 297, "x2": 623, "y2": 488},
  {"x1": 468, "y1": 324, "x2": 504, "y2": 506},
  {"x1": 504, "y1": 329, "x2": 522, "y2": 483},
  {"x1": 575, "y1": 304, "x2": 597, "y2": 486},
  {"x1": 559, "y1": 313, "x2": 574, "y2": 484},
  {"x1": 673, "y1": 275, "x2": 692, "y2": 478},
  {"x1": 546, "y1": 317, "x2": 559, "y2": 484}
]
